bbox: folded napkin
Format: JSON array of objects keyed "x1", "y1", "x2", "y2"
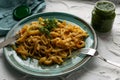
[{"x1": 0, "y1": 0, "x2": 46, "y2": 36}]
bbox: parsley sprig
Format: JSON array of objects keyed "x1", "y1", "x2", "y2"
[{"x1": 39, "y1": 18, "x2": 58, "y2": 36}]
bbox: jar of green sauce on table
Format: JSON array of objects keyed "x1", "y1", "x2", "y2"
[{"x1": 91, "y1": 1, "x2": 116, "y2": 33}]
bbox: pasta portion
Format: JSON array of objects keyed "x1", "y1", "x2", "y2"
[{"x1": 13, "y1": 17, "x2": 88, "y2": 65}]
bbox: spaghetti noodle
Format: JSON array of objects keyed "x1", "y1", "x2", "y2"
[{"x1": 13, "y1": 17, "x2": 88, "y2": 65}]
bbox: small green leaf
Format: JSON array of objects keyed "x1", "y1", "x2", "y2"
[
  {"x1": 40, "y1": 27, "x2": 50, "y2": 35},
  {"x1": 39, "y1": 18, "x2": 58, "y2": 37}
]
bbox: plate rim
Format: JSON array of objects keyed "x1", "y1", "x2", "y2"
[{"x1": 3, "y1": 12, "x2": 98, "y2": 77}]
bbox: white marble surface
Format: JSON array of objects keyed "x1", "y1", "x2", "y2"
[{"x1": 0, "y1": 0, "x2": 120, "y2": 80}]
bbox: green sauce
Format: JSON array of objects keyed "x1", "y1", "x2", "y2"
[
  {"x1": 13, "y1": 5, "x2": 31, "y2": 20},
  {"x1": 97, "y1": 2, "x2": 114, "y2": 11},
  {"x1": 91, "y1": 1, "x2": 116, "y2": 33}
]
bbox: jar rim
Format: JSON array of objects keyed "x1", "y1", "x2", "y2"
[{"x1": 95, "y1": 1, "x2": 116, "y2": 13}]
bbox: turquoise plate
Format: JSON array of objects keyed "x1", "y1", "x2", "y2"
[{"x1": 3, "y1": 12, "x2": 97, "y2": 77}]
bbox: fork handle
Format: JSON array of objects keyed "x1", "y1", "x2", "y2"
[{"x1": 97, "y1": 54, "x2": 120, "y2": 68}]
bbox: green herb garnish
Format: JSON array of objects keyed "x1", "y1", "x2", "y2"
[
  {"x1": 39, "y1": 18, "x2": 58, "y2": 36},
  {"x1": 40, "y1": 27, "x2": 50, "y2": 35}
]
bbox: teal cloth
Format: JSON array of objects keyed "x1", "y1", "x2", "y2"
[{"x1": 0, "y1": 0, "x2": 46, "y2": 36}]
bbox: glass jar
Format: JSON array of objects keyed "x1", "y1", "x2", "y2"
[{"x1": 91, "y1": 1, "x2": 116, "y2": 33}]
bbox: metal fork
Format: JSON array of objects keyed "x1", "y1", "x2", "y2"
[
  {"x1": 0, "y1": 34, "x2": 19, "y2": 49},
  {"x1": 75, "y1": 48, "x2": 120, "y2": 68},
  {"x1": 59, "y1": 48, "x2": 120, "y2": 80}
]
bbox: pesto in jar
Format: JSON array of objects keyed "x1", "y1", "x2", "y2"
[{"x1": 91, "y1": 1, "x2": 116, "y2": 33}]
